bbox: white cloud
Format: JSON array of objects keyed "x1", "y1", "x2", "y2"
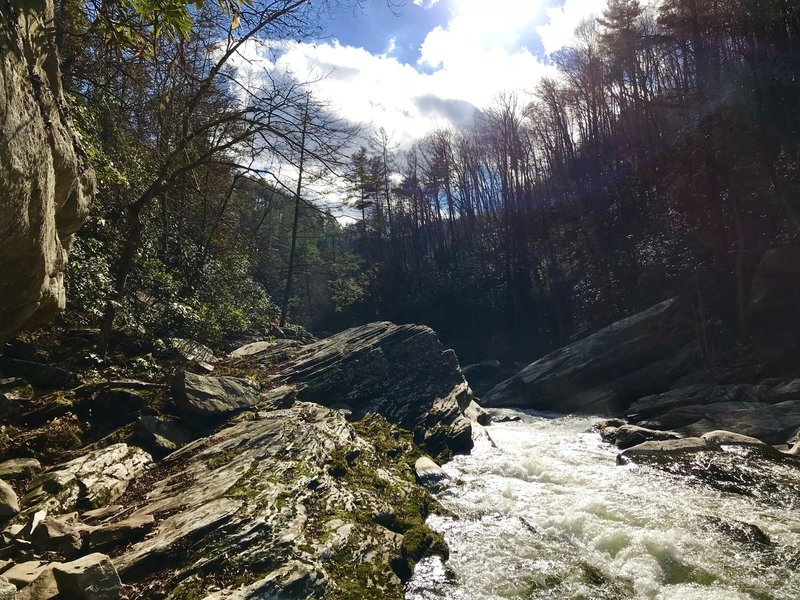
[{"x1": 537, "y1": 0, "x2": 610, "y2": 54}]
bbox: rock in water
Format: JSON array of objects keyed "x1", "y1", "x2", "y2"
[
  {"x1": 273, "y1": 322, "x2": 478, "y2": 456},
  {"x1": 52, "y1": 553, "x2": 122, "y2": 600},
  {"x1": 172, "y1": 371, "x2": 261, "y2": 417},
  {"x1": 482, "y1": 299, "x2": 696, "y2": 414},
  {"x1": 0, "y1": 0, "x2": 95, "y2": 342}
]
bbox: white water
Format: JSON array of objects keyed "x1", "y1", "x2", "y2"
[{"x1": 406, "y1": 410, "x2": 800, "y2": 600}]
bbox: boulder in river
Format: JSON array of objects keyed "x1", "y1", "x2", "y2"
[
  {"x1": 627, "y1": 384, "x2": 800, "y2": 444},
  {"x1": 272, "y1": 322, "x2": 481, "y2": 457},
  {"x1": 482, "y1": 298, "x2": 697, "y2": 414}
]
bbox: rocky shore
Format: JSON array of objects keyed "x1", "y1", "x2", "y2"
[{"x1": 0, "y1": 323, "x2": 483, "y2": 598}]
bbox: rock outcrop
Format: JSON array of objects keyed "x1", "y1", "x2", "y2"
[
  {"x1": 0, "y1": 0, "x2": 95, "y2": 342},
  {"x1": 112, "y1": 405, "x2": 446, "y2": 598},
  {"x1": 627, "y1": 383, "x2": 800, "y2": 444},
  {"x1": 272, "y1": 322, "x2": 478, "y2": 456},
  {"x1": 482, "y1": 299, "x2": 696, "y2": 414},
  {"x1": 617, "y1": 431, "x2": 800, "y2": 506}
]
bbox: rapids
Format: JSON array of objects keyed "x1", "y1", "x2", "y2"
[{"x1": 406, "y1": 410, "x2": 800, "y2": 600}]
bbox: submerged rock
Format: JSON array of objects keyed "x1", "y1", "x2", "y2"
[
  {"x1": 618, "y1": 433, "x2": 800, "y2": 504},
  {"x1": 482, "y1": 299, "x2": 696, "y2": 414},
  {"x1": 273, "y1": 322, "x2": 480, "y2": 457},
  {"x1": 596, "y1": 423, "x2": 681, "y2": 449}
]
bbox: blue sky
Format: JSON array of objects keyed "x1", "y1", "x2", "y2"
[{"x1": 233, "y1": 0, "x2": 615, "y2": 147}]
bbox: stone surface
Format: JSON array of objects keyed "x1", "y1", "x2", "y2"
[
  {"x1": 482, "y1": 299, "x2": 696, "y2": 414},
  {"x1": 52, "y1": 553, "x2": 122, "y2": 600},
  {"x1": 461, "y1": 360, "x2": 508, "y2": 395},
  {"x1": 163, "y1": 338, "x2": 216, "y2": 364},
  {"x1": 16, "y1": 566, "x2": 58, "y2": 600},
  {"x1": 617, "y1": 435, "x2": 800, "y2": 503},
  {"x1": 597, "y1": 423, "x2": 681, "y2": 449},
  {"x1": 0, "y1": 576, "x2": 15, "y2": 600},
  {"x1": 273, "y1": 322, "x2": 479, "y2": 456},
  {"x1": 0, "y1": 359, "x2": 77, "y2": 389},
  {"x1": 172, "y1": 371, "x2": 261, "y2": 417},
  {"x1": 30, "y1": 515, "x2": 84, "y2": 557},
  {"x1": 628, "y1": 385, "x2": 800, "y2": 445},
  {"x1": 414, "y1": 457, "x2": 448, "y2": 487},
  {"x1": 115, "y1": 404, "x2": 445, "y2": 599},
  {"x1": 134, "y1": 415, "x2": 192, "y2": 452},
  {"x1": 88, "y1": 514, "x2": 155, "y2": 551},
  {"x1": 4, "y1": 561, "x2": 48, "y2": 588},
  {"x1": 0, "y1": 481, "x2": 19, "y2": 521},
  {"x1": 0, "y1": 0, "x2": 95, "y2": 342},
  {"x1": 0, "y1": 459, "x2": 42, "y2": 481},
  {"x1": 700, "y1": 430, "x2": 765, "y2": 446},
  {"x1": 0, "y1": 378, "x2": 34, "y2": 421},
  {"x1": 21, "y1": 444, "x2": 152, "y2": 516}
]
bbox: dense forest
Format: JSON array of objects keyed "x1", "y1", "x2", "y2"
[{"x1": 58, "y1": 0, "x2": 800, "y2": 363}]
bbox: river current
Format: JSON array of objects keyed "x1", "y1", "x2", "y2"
[{"x1": 406, "y1": 410, "x2": 800, "y2": 600}]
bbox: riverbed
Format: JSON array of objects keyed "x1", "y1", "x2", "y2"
[{"x1": 406, "y1": 410, "x2": 800, "y2": 600}]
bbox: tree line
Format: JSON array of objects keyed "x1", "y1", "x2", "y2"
[
  {"x1": 329, "y1": 0, "x2": 800, "y2": 362},
  {"x1": 55, "y1": 0, "x2": 800, "y2": 365}
]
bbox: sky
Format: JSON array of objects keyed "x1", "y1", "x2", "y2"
[{"x1": 250, "y1": 0, "x2": 611, "y2": 148}]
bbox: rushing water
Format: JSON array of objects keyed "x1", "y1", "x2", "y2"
[{"x1": 406, "y1": 410, "x2": 800, "y2": 600}]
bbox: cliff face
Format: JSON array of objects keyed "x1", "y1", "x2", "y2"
[{"x1": 0, "y1": 0, "x2": 94, "y2": 341}]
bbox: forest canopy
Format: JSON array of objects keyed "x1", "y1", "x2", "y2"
[{"x1": 59, "y1": 0, "x2": 800, "y2": 362}]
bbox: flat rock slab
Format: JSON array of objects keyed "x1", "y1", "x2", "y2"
[
  {"x1": 481, "y1": 298, "x2": 696, "y2": 414},
  {"x1": 0, "y1": 459, "x2": 41, "y2": 481},
  {"x1": 163, "y1": 338, "x2": 216, "y2": 364},
  {"x1": 52, "y1": 553, "x2": 122, "y2": 600},
  {"x1": 88, "y1": 514, "x2": 155, "y2": 551},
  {"x1": 21, "y1": 444, "x2": 152, "y2": 517},
  {"x1": 115, "y1": 404, "x2": 444, "y2": 599},
  {"x1": 172, "y1": 371, "x2": 260, "y2": 417}
]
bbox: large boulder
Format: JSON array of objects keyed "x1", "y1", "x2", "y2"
[
  {"x1": 272, "y1": 322, "x2": 479, "y2": 456},
  {"x1": 628, "y1": 384, "x2": 800, "y2": 444},
  {"x1": 0, "y1": 0, "x2": 95, "y2": 342},
  {"x1": 114, "y1": 404, "x2": 446, "y2": 598},
  {"x1": 21, "y1": 444, "x2": 152, "y2": 516},
  {"x1": 617, "y1": 434, "x2": 800, "y2": 505},
  {"x1": 172, "y1": 371, "x2": 260, "y2": 417},
  {"x1": 482, "y1": 299, "x2": 696, "y2": 414}
]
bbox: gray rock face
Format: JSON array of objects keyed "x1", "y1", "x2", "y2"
[
  {"x1": 30, "y1": 515, "x2": 84, "y2": 558},
  {"x1": 172, "y1": 371, "x2": 260, "y2": 417},
  {"x1": 134, "y1": 415, "x2": 192, "y2": 452},
  {"x1": 415, "y1": 457, "x2": 449, "y2": 488},
  {"x1": 87, "y1": 514, "x2": 154, "y2": 551},
  {"x1": 0, "y1": 481, "x2": 19, "y2": 520},
  {"x1": 0, "y1": 576, "x2": 16, "y2": 600},
  {"x1": 628, "y1": 384, "x2": 800, "y2": 444},
  {"x1": 115, "y1": 404, "x2": 445, "y2": 598},
  {"x1": 21, "y1": 444, "x2": 152, "y2": 516},
  {"x1": 617, "y1": 434, "x2": 800, "y2": 505},
  {"x1": 52, "y1": 553, "x2": 122, "y2": 600},
  {"x1": 163, "y1": 338, "x2": 216, "y2": 364},
  {"x1": 0, "y1": 459, "x2": 42, "y2": 481},
  {"x1": 0, "y1": 0, "x2": 95, "y2": 342},
  {"x1": 482, "y1": 299, "x2": 696, "y2": 414},
  {"x1": 273, "y1": 322, "x2": 479, "y2": 456},
  {"x1": 596, "y1": 422, "x2": 681, "y2": 450}
]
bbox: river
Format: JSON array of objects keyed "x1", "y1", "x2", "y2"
[{"x1": 406, "y1": 410, "x2": 800, "y2": 600}]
